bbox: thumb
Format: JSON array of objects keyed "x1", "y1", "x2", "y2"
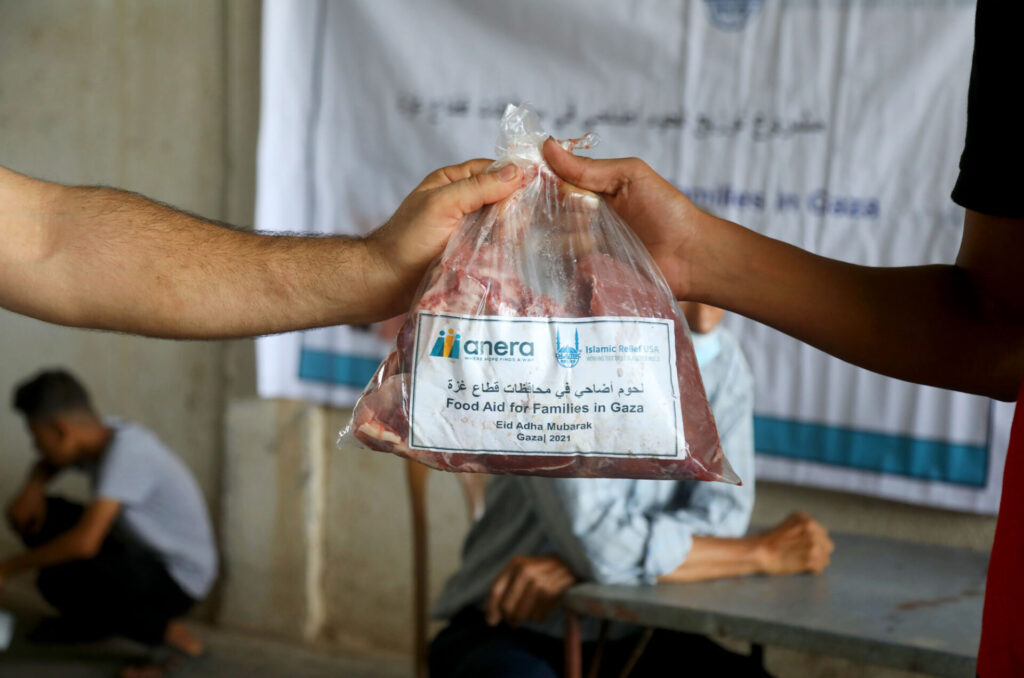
[
  {"x1": 542, "y1": 137, "x2": 631, "y2": 194},
  {"x1": 433, "y1": 164, "x2": 522, "y2": 218}
]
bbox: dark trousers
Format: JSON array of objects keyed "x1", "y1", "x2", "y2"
[
  {"x1": 20, "y1": 497, "x2": 195, "y2": 646},
  {"x1": 429, "y1": 607, "x2": 774, "y2": 678}
]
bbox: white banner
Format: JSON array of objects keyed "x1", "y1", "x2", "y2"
[{"x1": 256, "y1": 0, "x2": 1007, "y2": 513}]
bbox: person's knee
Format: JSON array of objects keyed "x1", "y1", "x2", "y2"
[
  {"x1": 429, "y1": 621, "x2": 559, "y2": 678},
  {"x1": 443, "y1": 655, "x2": 558, "y2": 678},
  {"x1": 630, "y1": 631, "x2": 774, "y2": 678},
  {"x1": 431, "y1": 641, "x2": 558, "y2": 678},
  {"x1": 18, "y1": 497, "x2": 84, "y2": 548},
  {"x1": 35, "y1": 566, "x2": 79, "y2": 610}
]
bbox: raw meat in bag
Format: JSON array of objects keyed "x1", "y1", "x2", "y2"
[{"x1": 340, "y1": 104, "x2": 739, "y2": 484}]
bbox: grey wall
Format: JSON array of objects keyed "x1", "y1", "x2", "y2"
[{"x1": 0, "y1": 0, "x2": 260, "y2": 592}]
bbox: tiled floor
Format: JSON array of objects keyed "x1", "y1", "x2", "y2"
[{"x1": 0, "y1": 587, "x2": 409, "y2": 678}]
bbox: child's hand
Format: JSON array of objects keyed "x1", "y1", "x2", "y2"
[{"x1": 543, "y1": 138, "x2": 720, "y2": 301}]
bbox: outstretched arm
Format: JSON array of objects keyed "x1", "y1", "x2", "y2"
[
  {"x1": 543, "y1": 140, "x2": 1024, "y2": 401},
  {"x1": 0, "y1": 161, "x2": 521, "y2": 339}
]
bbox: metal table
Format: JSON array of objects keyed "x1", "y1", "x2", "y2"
[{"x1": 563, "y1": 533, "x2": 986, "y2": 678}]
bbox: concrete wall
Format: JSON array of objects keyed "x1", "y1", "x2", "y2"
[
  {"x1": 219, "y1": 400, "x2": 469, "y2": 657},
  {"x1": 0, "y1": 0, "x2": 260, "y2": 601},
  {"x1": 320, "y1": 407, "x2": 470, "y2": 657},
  {"x1": 219, "y1": 399, "x2": 328, "y2": 641}
]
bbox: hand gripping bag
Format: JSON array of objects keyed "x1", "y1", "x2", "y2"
[{"x1": 340, "y1": 105, "x2": 739, "y2": 484}]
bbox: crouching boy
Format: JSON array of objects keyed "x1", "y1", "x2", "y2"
[{"x1": 0, "y1": 370, "x2": 217, "y2": 678}]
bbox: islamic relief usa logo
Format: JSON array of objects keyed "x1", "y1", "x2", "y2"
[
  {"x1": 430, "y1": 328, "x2": 461, "y2": 359},
  {"x1": 704, "y1": 0, "x2": 764, "y2": 31},
  {"x1": 555, "y1": 329, "x2": 580, "y2": 368}
]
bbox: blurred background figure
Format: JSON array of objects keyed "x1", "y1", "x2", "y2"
[{"x1": 1, "y1": 370, "x2": 216, "y2": 678}]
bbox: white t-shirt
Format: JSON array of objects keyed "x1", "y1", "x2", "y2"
[{"x1": 84, "y1": 419, "x2": 218, "y2": 599}]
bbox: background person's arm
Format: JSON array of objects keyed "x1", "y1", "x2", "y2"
[
  {"x1": 5, "y1": 461, "x2": 59, "y2": 535},
  {"x1": 521, "y1": 449, "x2": 756, "y2": 588},
  {"x1": 0, "y1": 162, "x2": 521, "y2": 339},
  {"x1": 482, "y1": 512, "x2": 834, "y2": 627},
  {"x1": 543, "y1": 140, "x2": 1024, "y2": 401},
  {"x1": 658, "y1": 512, "x2": 833, "y2": 583},
  {"x1": 518, "y1": 328, "x2": 758, "y2": 589},
  {"x1": 0, "y1": 498, "x2": 120, "y2": 582}
]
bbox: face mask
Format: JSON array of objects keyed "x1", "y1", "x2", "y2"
[{"x1": 691, "y1": 329, "x2": 721, "y2": 368}]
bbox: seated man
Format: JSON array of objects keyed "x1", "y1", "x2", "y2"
[
  {"x1": 0, "y1": 370, "x2": 217, "y2": 678},
  {"x1": 430, "y1": 304, "x2": 834, "y2": 678}
]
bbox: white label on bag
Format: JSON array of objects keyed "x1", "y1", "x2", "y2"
[{"x1": 409, "y1": 312, "x2": 685, "y2": 457}]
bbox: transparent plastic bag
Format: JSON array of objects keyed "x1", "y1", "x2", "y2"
[{"x1": 340, "y1": 104, "x2": 738, "y2": 483}]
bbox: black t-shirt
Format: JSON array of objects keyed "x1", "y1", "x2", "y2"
[
  {"x1": 955, "y1": 5, "x2": 1024, "y2": 677},
  {"x1": 950, "y1": 0, "x2": 1024, "y2": 218}
]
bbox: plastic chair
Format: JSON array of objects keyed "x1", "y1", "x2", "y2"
[{"x1": 407, "y1": 460, "x2": 489, "y2": 678}]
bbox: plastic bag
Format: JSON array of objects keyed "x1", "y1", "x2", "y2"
[{"x1": 340, "y1": 104, "x2": 738, "y2": 484}]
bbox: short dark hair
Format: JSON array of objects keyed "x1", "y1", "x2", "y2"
[{"x1": 12, "y1": 369, "x2": 94, "y2": 420}]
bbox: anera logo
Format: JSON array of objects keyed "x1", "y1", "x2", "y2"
[
  {"x1": 428, "y1": 326, "x2": 535, "y2": 360},
  {"x1": 430, "y1": 329, "x2": 461, "y2": 359},
  {"x1": 555, "y1": 329, "x2": 581, "y2": 368}
]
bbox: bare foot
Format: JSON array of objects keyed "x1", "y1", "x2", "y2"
[
  {"x1": 120, "y1": 661, "x2": 181, "y2": 678},
  {"x1": 163, "y1": 621, "x2": 204, "y2": 657},
  {"x1": 118, "y1": 622, "x2": 205, "y2": 678}
]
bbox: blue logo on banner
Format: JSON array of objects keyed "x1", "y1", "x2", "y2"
[
  {"x1": 555, "y1": 329, "x2": 581, "y2": 368},
  {"x1": 429, "y1": 328, "x2": 461, "y2": 359},
  {"x1": 704, "y1": 0, "x2": 764, "y2": 31}
]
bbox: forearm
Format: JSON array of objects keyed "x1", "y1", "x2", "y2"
[
  {"x1": 0, "y1": 168, "x2": 394, "y2": 338},
  {"x1": 9, "y1": 462, "x2": 55, "y2": 512},
  {"x1": 540, "y1": 144, "x2": 1024, "y2": 400},
  {"x1": 0, "y1": 531, "x2": 93, "y2": 578},
  {"x1": 657, "y1": 535, "x2": 764, "y2": 583},
  {"x1": 690, "y1": 214, "x2": 1024, "y2": 400},
  {"x1": 27, "y1": 461, "x2": 59, "y2": 486}
]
